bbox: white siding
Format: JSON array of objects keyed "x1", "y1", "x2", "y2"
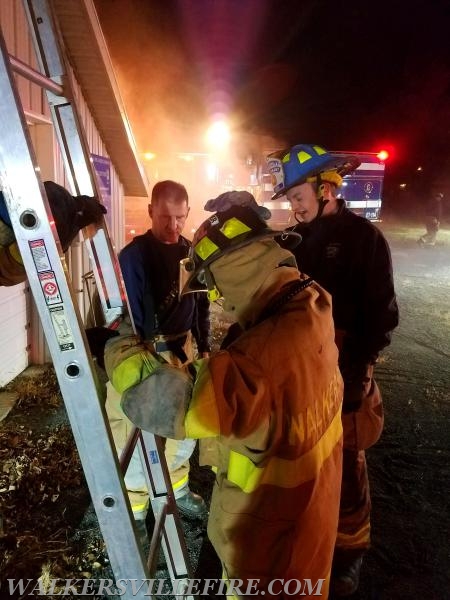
[
  {"x1": 0, "y1": 1, "x2": 125, "y2": 381},
  {"x1": 0, "y1": 284, "x2": 29, "y2": 386}
]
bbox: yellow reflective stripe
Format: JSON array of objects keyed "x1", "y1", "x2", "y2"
[
  {"x1": 110, "y1": 351, "x2": 159, "y2": 394},
  {"x1": 172, "y1": 473, "x2": 189, "y2": 490},
  {"x1": 195, "y1": 236, "x2": 219, "y2": 260},
  {"x1": 221, "y1": 570, "x2": 240, "y2": 599},
  {"x1": 220, "y1": 217, "x2": 251, "y2": 239},
  {"x1": 282, "y1": 152, "x2": 291, "y2": 163},
  {"x1": 222, "y1": 568, "x2": 331, "y2": 598},
  {"x1": 228, "y1": 450, "x2": 261, "y2": 493},
  {"x1": 227, "y1": 408, "x2": 343, "y2": 493},
  {"x1": 313, "y1": 145, "x2": 327, "y2": 155},
  {"x1": 336, "y1": 522, "x2": 371, "y2": 548},
  {"x1": 297, "y1": 150, "x2": 313, "y2": 164},
  {"x1": 189, "y1": 358, "x2": 204, "y2": 375},
  {"x1": 9, "y1": 242, "x2": 23, "y2": 264},
  {"x1": 185, "y1": 365, "x2": 220, "y2": 438}
]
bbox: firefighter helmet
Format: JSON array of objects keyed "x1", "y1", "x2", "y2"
[
  {"x1": 179, "y1": 201, "x2": 301, "y2": 299},
  {"x1": 268, "y1": 144, "x2": 361, "y2": 199}
]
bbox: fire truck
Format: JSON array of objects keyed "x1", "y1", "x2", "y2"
[
  {"x1": 258, "y1": 150, "x2": 387, "y2": 228},
  {"x1": 337, "y1": 151, "x2": 387, "y2": 221}
]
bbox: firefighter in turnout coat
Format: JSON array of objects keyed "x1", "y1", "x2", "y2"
[
  {"x1": 103, "y1": 192, "x2": 344, "y2": 598},
  {"x1": 268, "y1": 144, "x2": 399, "y2": 596}
]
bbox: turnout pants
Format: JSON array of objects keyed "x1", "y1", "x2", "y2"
[
  {"x1": 105, "y1": 332, "x2": 196, "y2": 515},
  {"x1": 333, "y1": 364, "x2": 384, "y2": 567}
]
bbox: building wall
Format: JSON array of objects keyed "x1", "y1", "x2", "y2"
[{"x1": 0, "y1": 0, "x2": 125, "y2": 381}]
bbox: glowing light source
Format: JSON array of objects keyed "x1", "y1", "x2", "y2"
[
  {"x1": 206, "y1": 163, "x2": 219, "y2": 182},
  {"x1": 377, "y1": 150, "x2": 389, "y2": 161},
  {"x1": 205, "y1": 121, "x2": 230, "y2": 150},
  {"x1": 143, "y1": 152, "x2": 156, "y2": 161},
  {"x1": 399, "y1": 183, "x2": 407, "y2": 189}
]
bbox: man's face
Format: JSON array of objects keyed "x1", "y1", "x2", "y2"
[
  {"x1": 286, "y1": 182, "x2": 319, "y2": 223},
  {"x1": 149, "y1": 197, "x2": 190, "y2": 244}
]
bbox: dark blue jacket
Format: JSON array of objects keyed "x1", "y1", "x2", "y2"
[{"x1": 119, "y1": 230, "x2": 211, "y2": 353}]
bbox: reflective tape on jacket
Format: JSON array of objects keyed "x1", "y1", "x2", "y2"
[
  {"x1": 105, "y1": 335, "x2": 164, "y2": 394},
  {"x1": 185, "y1": 362, "x2": 220, "y2": 438},
  {"x1": 227, "y1": 408, "x2": 343, "y2": 493}
]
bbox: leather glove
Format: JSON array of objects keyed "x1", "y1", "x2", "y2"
[
  {"x1": 104, "y1": 334, "x2": 166, "y2": 394},
  {"x1": 85, "y1": 327, "x2": 120, "y2": 369},
  {"x1": 44, "y1": 181, "x2": 107, "y2": 252}
]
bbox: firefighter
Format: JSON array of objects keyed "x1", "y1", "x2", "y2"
[
  {"x1": 110, "y1": 180, "x2": 211, "y2": 520},
  {"x1": 102, "y1": 191, "x2": 344, "y2": 598},
  {"x1": 0, "y1": 181, "x2": 106, "y2": 286},
  {"x1": 268, "y1": 144, "x2": 399, "y2": 596}
]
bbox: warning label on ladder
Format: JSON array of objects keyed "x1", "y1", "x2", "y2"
[
  {"x1": 29, "y1": 238, "x2": 52, "y2": 271},
  {"x1": 49, "y1": 305, "x2": 75, "y2": 351},
  {"x1": 39, "y1": 271, "x2": 62, "y2": 304}
]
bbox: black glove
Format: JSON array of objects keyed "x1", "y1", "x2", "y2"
[
  {"x1": 85, "y1": 327, "x2": 120, "y2": 369},
  {"x1": 340, "y1": 361, "x2": 373, "y2": 413},
  {"x1": 44, "y1": 181, "x2": 107, "y2": 252}
]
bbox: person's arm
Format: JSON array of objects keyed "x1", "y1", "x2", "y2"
[
  {"x1": 341, "y1": 226, "x2": 399, "y2": 383},
  {"x1": 104, "y1": 335, "x2": 270, "y2": 446},
  {"x1": 0, "y1": 194, "x2": 27, "y2": 285},
  {"x1": 0, "y1": 241, "x2": 26, "y2": 286},
  {"x1": 0, "y1": 185, "x2": 106, "y2": 286},
  {"x1": 119, "y1": 243, "x2": 147, "y2": 338},
  {"x1": 362, "y1": 229, "x2": 399, "y2": 362}
]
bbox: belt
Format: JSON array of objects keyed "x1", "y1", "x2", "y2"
[{"x1": 153, "y1": 331, "x2": 189, "y2": 363}]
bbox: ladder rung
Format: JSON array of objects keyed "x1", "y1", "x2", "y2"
[{"x1": 9, "y1": 53, "x2": 63, "y2": 95}]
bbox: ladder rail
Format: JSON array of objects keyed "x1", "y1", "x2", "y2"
[
  {"x1": 138, "y1": 431, "x2": 192, "y2": 582},
  {"x1": 0, "y1": 0, "x2": 195, "y2": 595},
  {"x1": 24, "y1": 0, "x2": 194, "y2": 587},
  {"x1": 0, "y1": 24, "x2": 150, "y2": 596},
  {"x1": 24, "y1": 0, "x2": 126, "y2": 325}
]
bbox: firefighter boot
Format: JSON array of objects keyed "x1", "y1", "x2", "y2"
[
  {"x1": 331, "y1": 556, "x2": 363, "y2": 597},
  {"x1": 175, "y1": 488, "x2": 208, "y2": 520}
]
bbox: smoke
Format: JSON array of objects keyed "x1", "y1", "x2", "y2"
[
  {"x1": 95, "y1": 0, "x2": 254, "y2": 235},
  {"x1": 94, "y1": 0, "x2": 296, "y2": 237}
]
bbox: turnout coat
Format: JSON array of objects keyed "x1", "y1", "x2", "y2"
[{"x1": 105, "y1": 273, "x2": 343, "y2": 597}]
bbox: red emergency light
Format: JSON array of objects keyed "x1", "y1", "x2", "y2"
[{"x1": 377, "y1": 150, "x2": 389, "y2": 161}]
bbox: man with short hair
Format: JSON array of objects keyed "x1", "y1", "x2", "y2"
[
  {"x1": 108, "y1": 180, "x2": 211, "y2": 519},
  {"x1": 268, "y1": 144, "x2": 399, "y2": 596}
]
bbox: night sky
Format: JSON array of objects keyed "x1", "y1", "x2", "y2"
[{"x1": 95, "y1": 0, "x2": 450, "y2": 188}]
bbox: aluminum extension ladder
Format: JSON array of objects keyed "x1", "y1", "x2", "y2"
[{"x1": 0, "y1": 1, "x2": 192, "y2": 598}]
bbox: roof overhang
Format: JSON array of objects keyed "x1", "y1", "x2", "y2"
[{"x1": 53, "y1": 0, "x2": 149, "y2": 197}]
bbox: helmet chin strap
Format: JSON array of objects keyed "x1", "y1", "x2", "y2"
[
  {"x1": 202, "y1": 267, "x2": 221, "y2": 302},
  {"x1": 314, "y1": 173, "x2": 329, "y2": 220}
]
